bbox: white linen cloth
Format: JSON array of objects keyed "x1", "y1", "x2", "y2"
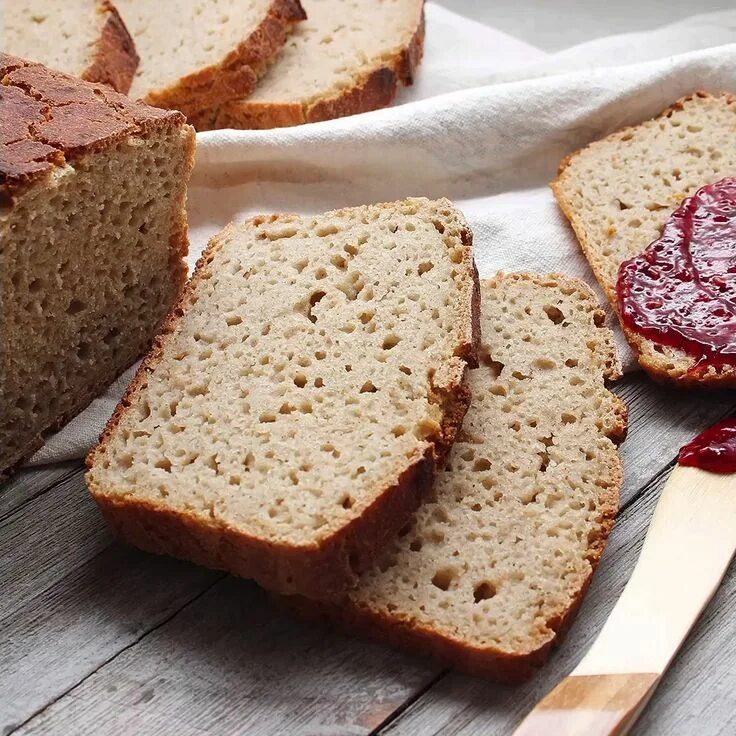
[{"x1": 29, "y1": 3, "x2": 736, "y2": 466}]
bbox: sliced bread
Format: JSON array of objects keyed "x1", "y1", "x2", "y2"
[
  {"x1": 552, "y1": 92, "x2": 736, "y2": 387},
  {"x1": 0, "y1": 53, "x2": 195, "y2": 479},
  {"x1": 115, "y1": 0, "x2": 306, "y2": 119},
  {"x1": 2, "y1": 0, "x2": 138, "y2": 93},
  {"x1": 292, "y1": 273, "x2": 627, "y2": 683},
  {"x1": 199, "y1": 0, "x2": 425, "y2": 130},
  {"x1": 86, "y1": 198, "x2": 480, "y2": 596}
]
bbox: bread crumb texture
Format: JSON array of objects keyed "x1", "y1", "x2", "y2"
[
  {"x1": 0, "y1": 54, "x2": 193, "y2": 477},
  {"x1": 3, "y1": 0, "x2": 103, "y2": 80},
  {"x1": 322, "y1": 273, "x2": 626, "y2": 681},
  {"x1": 212, "y1": 0, "x2": 424, "y2": 129},
  {"x1": 87, "y1": 198, "x2": 479, "y2": 593},
  {"x1": 116, "y1": 0, "x2": 306, "y2": 114},
  {"x1": 553, "y1": 92, "x2": 736, "y2": 385}
]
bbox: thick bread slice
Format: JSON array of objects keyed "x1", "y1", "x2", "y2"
[
  {"x1": 200, "y1": 0, "x2": 425, "y2": 130},
  {"x1": 552, "y1": 92, "x2": 736, "y2": 388},
  {"x1": 291, "y1": 273, "x2": 627, "y2": 683},
  {"x1": 115, "y1": 0, "x2": 306, "y2": 119},
  {"x1": 2, "y1": 0, "x2": 138, "y2": 93},
  {"x1": 0, "y1": 54, "x2": 195, "y2": 479},
  {"x1": 86, "y1": 198, "x2": 480, "y2": 596}
]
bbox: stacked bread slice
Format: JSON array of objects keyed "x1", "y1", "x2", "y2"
[
  {"x1": 114, "y1": 0, "x2": 307, "y2": 119},
  {"x1": 2, "y1": 0, "x2": 138, "y2": 93},
  {"x1": 553, "y1": 92, "x2": 736, "y2": 387},
  {"x1": 4, "y1": 0, "x2": 424, "y2": 128},
  {"x1": 86, "y1": 192, "x2": 625, "y2": 678},
  {"x1": 0, "y1": 53, "x2": 195, "y2": 478},
  {"x1": 200, "y1": 0, "x2": 425, "y2": 130},
  {"x1": 290, "y1": 273, "x2": 627, "y2": 681},
  {"x1": 87, "y1": 198, "x2": 480, "y2": 596}
]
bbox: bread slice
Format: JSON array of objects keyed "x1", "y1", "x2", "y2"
[
  {"x1": 115, "y1": 0, "x2": 306, "y2": 119},
  {"x1": 199, "y1": 0, "x2": 425, "y2": 130},
  {"x1": 0, "y1": 53, "x2": 195, "y2": 479},
  {"x1": 290, "y1": 273, "x2": 627, "y2": 683},
  {"x1": 1, "y1": 0, "x2": 138, "y2": 93},
  {"x1": 552, "y1": 92, "x2": 736, "y2": 388},
  {"x1": 86, "y1": 198, "x2": 480, "y2": 596}
]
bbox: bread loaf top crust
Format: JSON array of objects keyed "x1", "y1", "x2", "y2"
[{"x1": 0, "y1": 53, "x2": 184, "y2": 202}]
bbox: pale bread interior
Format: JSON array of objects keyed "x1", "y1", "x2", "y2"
[
  {"x1": 243, "y1": 0, "x2": 422, "y2": 105},
  {"x1": 88, "y1": 198, "x2": 476, "y2": 549},
  {"x1": 1, "y1": 126, "x2": 192, "y2": 475},
  {"x1": 2, "y1": 0, "x2": 104, "y2": 77},
  {"x1": 346, "y1": 274, "x2": 625, "y2": 661},
  {"x1": 116, "y1": 0, "x2": 273, "y2": 99}
]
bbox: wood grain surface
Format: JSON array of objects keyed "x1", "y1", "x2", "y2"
[{"x1": 1, "y1": 373, "x2": 734, "y2": 735}]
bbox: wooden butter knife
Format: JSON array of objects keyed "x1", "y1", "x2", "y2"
[{"x1": 513, "y1": 418, "x2": 736, "y2": 736}]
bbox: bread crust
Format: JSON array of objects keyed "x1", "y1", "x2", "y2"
[
  {"x1": 0, "y1": 55, "x2": 195, "y2": 479},
  {"x1": 203, "y1": 4, "x2": 425, "y2": 131},
  {"x1": 0, "y1": 54, "x2": 186, "y2": 202},
  {"x1": 81, "y1": 1, "x2": 139, "y2": 94},
  {"x1": 86, "y1": 200, "x2": 480, "y2": 596},
  {"x1": 281, "y1": 272, "x2": 627, "y2": 682},
  {"x1": 141, "y1": 0, "x2": 306, "y2": 120},
  {"x1": 552, "y1": 91, "x2": 736, "y2": 389}
]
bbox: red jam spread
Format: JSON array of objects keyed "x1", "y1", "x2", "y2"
[
  {"x1": 678, "y1": 418, "x2": 736, "y2": 474},
  {"x1": 616, "y1": 177, "x2": 736, "y2": 368}
]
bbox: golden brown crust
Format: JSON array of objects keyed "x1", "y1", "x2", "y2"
[
  {"x1": 0, "y1": 55, "x2": 195, "y2": 480},
  {"x1": 0, "y1": 54, "x2": 185, "y2": 203},
  {"x1": 552, "y1": 90, "x2": 736, "y2": 389},
  {"x1": 282, "y1": 272, "x2": 627, "y2": 682},
  {"x1": 204, "y1": 5, "x2": 425, "y2": 131},
  {"x1": 81, "y1": 1, "x2": 139, "y2": 94},
  {"x1": 143, "y1": 0, "x2": 306, "y2": 120},
  {"x1": 86, "y1": 202, "x2": 480, "y2": 596}
]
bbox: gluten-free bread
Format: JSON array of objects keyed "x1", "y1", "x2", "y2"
[
  {"x1": 2, "y1": 0, "x2": 138, "y2": 93},
  {"x1": 553, "y1": 92, "x2": 736, "y2": 387},
  {"x1": 296, "y1": 273, "x2": 626, "y2": 682},
  {"x1": 115, "y1": 0, "x2": 305, "y2": 118},
  {"x1": 203, "y1": 0, "x2": 424, "y2": 130},
  {"x1": 0, "y1": 54, "x2": 194, "y2": 478},
  {"x1": 87, "y1": 198, "x2": 480, "y2": 596}
]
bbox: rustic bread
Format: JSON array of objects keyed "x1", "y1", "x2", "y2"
[
  {"x1": 293, "y1": 273, "x2": 627, "y2": 683},
  {"x1": 115, "y1": 0, "x2": 306, "y2": 119},
  {"x1": 86, "y1": 198, "x2": 480, "y2": 596},
  {"x1": 199, "y1": 0, "x2": 425, "y2": 130},
  {"x1": 0, "y1": 54, "x2": 195, "y2": 479},
  {"x1": 1, "y1": 0, "x2": 138, "y2": 93},
  {"x1": 552, "y1": 92, "x2": 736, "y2": 388}
]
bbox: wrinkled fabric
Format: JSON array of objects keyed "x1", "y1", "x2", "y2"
[{"x1": 30, "y1": 4, "x2": 736, "y2": 465}]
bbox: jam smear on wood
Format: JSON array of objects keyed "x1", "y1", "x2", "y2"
[
  {"x1": 679, "y1": 418, "x2": 736, "y2": 474},
  {"x1": 616, "y1": 177, "x2": 736, "y2": 369}
]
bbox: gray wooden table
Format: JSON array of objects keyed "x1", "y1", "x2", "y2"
[{"x1": 3, "y1": 3, "x2": 735, "y2": 735}]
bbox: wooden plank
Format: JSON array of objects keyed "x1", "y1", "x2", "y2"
[
  {"x1": 375, "y1": 470, "x2": 736, "y2": 736},
  {"x1": 3, "y1": 376, "x2": 734, "y2": 735},
  {"x1": 0, "y1": 470, "x2": 220, "y2": 733},
  {"x1": 12, "y1": 577, "x2": 438, "y2": 736},
  {"x1": 0, "y1": 462, "x2": 81, "y2": 521},
  {"x1": 0, "y1": 469, "x2": 110, "y2": 621}
]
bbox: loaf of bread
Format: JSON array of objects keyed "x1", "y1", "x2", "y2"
[
  {"x1": 292, "y1": 273, "x2": 627, "y2": 682},
  {"x1": 115, "y1": 0, "x2": 306, "y2": 119},
  {"x1": 86, "y1": 198, "x2": 480, "y2": 596},
  {"x1": 2, "y1": 0, "x2": 138, "y2": 93},
  {"x1": 553, "y1": 92, "x2": 736, "y2": 387},
  {"x1": 199, "y1": 0, "x2": 425, "y2": 130},
  {"x1": 0, "y1": 54, "x2": 195, "y2": 479}
]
